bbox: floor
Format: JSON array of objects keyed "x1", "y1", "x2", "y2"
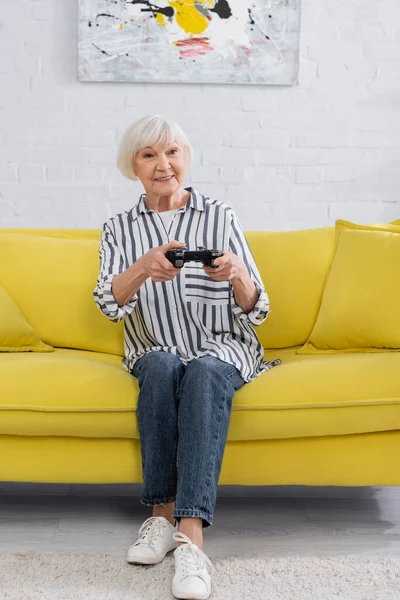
[{"x1": 1, "y1": 484, "x2": 400, "y2": 559}]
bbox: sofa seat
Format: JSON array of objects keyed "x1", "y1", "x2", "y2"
[{"x1": 1, "y1": 348, "x2": 400, "y2": 441}]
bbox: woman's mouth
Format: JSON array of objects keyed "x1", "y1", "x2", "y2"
[{"x1": 155, "y1": 175, "x2": 174, "y2": 182}]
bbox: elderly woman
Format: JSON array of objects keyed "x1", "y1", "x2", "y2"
[{"x1": 93, "y1": 114, "x2": 280, "y2": 600}]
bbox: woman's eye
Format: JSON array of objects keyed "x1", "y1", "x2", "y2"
[
  {"x1": 144, "y1": 154, "x2": 153, "y2": 159},
  {"x1": 168, "y1": 149, "x2": 178, "y2": 155}
]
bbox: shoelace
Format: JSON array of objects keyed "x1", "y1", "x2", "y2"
[
  {"x1": 135, "y1": 516, "x2": 168, "y2": 550},
  {"x1": 174, "y1": 531, "x2": 217, "y2": 578}
]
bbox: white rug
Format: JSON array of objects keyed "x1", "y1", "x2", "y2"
[{"x1": 1, "y1": 552, "x2": 400, "y2": 600}]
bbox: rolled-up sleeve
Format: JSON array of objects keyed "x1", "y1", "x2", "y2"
[
  {"x1": 93, "y1": 222, "x2": 138, "y2": 323},
  {"x1": 228, "y1": 211, "x2": 270, "y2": 327}
]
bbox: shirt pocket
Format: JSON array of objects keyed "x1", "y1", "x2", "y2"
[{"x1": 184, "y1": 264, "x2": 231, "y2": 305}]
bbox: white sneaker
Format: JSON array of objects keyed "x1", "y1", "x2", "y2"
[
  {"x1": 172, "y1": 532, "x2": 216, "y2": 600},
  {"x1": 127, "y1": 516, "x2": 179, "y2": 565}
]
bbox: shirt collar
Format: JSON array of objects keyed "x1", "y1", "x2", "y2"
[{"x1": 133, "y1": 187, "x2": 205, "y2": 219}]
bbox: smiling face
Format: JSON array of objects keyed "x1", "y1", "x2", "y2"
[{"x1": 133, "y1": 139, "x2": 186, "y2": 196}]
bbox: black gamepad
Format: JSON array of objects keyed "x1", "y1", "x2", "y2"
[{"x1": 165, "y1": 247, "x2": 223, "y2": 268}]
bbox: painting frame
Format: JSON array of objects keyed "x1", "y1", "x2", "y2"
[{"x1": 78, "y1": 0, "x2": 301, "y2": 85}]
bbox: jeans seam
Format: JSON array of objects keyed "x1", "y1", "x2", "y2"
[
  {"x1": 203, "y1": 376, "x2": 229, "y2": 518},
  {"x1": 141, "y1": 496, "x2": 176, "y2": 506},
  {"x1": 173, "y1": 508, "x2": 213, "y2": 524},
  {"x1": 168, "y1": 438, "x2": 178, "y2": 496},
  {"x1": 226, "y1": 368, "x2": 239, "y2": 379}
]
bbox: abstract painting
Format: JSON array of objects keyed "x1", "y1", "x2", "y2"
[{"x1": 78, "y1": 0, "x2": 301, "y2": 84}]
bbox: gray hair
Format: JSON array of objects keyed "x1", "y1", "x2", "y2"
[{"x1": 116, "y1": 114, "x2": 193, "y2": 181}]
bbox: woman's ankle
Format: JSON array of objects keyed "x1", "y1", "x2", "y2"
[
  {"x1": 152, "y1": 501, "x2": 176, "y2": 524},
  {"x1": 153, "y1": 513, "x2": 176, "y2": 524},
  {"x1": 177, "y1": 517, "x2": 203, "y2": 548},
  {"x1": 152, "y1": 509, "x2": 176, "y2": 526}
]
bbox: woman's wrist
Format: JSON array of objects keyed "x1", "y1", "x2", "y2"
[
  {"x1": 230, "y1": 269, "x2": 258, "y2": 314},
  {"x1": 112, "y1": 258, "x2": 148, "y2": 307},
  {"x1": 230, "y1": 263, "x2": 247, "y2": 284}
]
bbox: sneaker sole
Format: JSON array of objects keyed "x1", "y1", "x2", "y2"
[
  {"x1": 127, "y1": 554, "x2": 166, "y2": 565},
  {"x1": 172, "y1": 582, "x2": 211, "y2": 600}
]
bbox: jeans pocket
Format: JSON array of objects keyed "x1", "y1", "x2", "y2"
[
  {"x1": 131, "y1": 360, "x2": 140, "y2": 378},
  {"x1": 226, "y1": 366, "x2": 246, "y2": 391}
]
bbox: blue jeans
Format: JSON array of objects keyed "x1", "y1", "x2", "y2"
[{"x1": 131, "y1": 352, "x2": 245, "y2": 528}]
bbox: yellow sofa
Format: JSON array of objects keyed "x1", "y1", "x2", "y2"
[{"x1": 1, "y1": 225, "x2": 400, "y2": 488}]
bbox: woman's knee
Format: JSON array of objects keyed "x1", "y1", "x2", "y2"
[
  {"x1": 182, "y1": 356, "x2": 244, "y2": 395},
  {"x1": 185, "y1": 355, "x2": 235, "y2": 378},
  {"x1": 134, "y1": 351, "x2": 184, "y2": 379}
]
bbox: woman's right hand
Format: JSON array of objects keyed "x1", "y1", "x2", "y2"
[{"x1": 139, "y1": 240, "x2": 186, "y2": 282}]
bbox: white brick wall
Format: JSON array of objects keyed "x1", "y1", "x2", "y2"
[{"x1": 0, "y1": 0, "x2": 399, "y2": 231}]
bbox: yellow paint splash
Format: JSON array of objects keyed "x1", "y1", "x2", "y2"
[
  {"x1": 156, "y1": 12, "x2": 166, "y2": 27},
  {"x1": 168, "y1": 0, "x2": 214, "y2": 35}
]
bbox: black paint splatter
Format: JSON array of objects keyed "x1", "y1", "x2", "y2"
[
  {"x1": 248, "y1": 8, "x2": 270, "y2": 40},
  {"x1": 210, "y1": 0, "x2": 232, "y2": 19},
  {"x1": 89, "y1": 2, "x2": 176, "y2": 57},
  {"x1": 96, "y1": 12, "x2": 124, "y2": 21},
  {"x1": 125, "y1": 0, "x2": 174, "y2": 19},
  {"x1": 93, "y1": 13, "x2": 133, "y2": 27},
  {"x1": 91, "y1": 42, "x2": 109, "y2": 56}
]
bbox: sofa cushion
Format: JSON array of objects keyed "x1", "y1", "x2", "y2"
[
  {"x1": 297, "y1": 220, "x2": 400, "y2": 355},
  {"x1": 1, "y1": 347, "x2": 400, "y2": 441},
  {"x1": 0, "y1": 284, "x2": 54, "y2": 353},
  {"x1": 0, "y1": 232, "x2": 124, "y2": 356},
  {"x1": 246, "y1": 228, "x2": 336, "y2": 348}
]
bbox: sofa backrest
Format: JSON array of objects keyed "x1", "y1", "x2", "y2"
[
  {"x1": 245, "y1": 228, "x2": 335, "y2": 348},
  {"x1": 0, "y1": 226, "x2": 336, "y2": 353},
  {"x1": 0, "y1": 229, "x2": 125, "y2": 356}
]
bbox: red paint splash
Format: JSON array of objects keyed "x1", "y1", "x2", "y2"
[{"x1": 174, "y1": 37, "x2": 213, "y2": 58}]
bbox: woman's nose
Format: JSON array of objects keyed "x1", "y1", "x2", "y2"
[{"x1": 156, "y1": 155, "x2": 171, "y2": 171}]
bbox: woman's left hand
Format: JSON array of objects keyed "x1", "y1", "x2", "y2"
[{"x1": 203, "y1": 251, "x2": 245, "y2": 282}]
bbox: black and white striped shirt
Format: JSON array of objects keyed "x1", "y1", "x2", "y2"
[{"x1": 93, "y1": 187, "x2": 280, "y2": 383}]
